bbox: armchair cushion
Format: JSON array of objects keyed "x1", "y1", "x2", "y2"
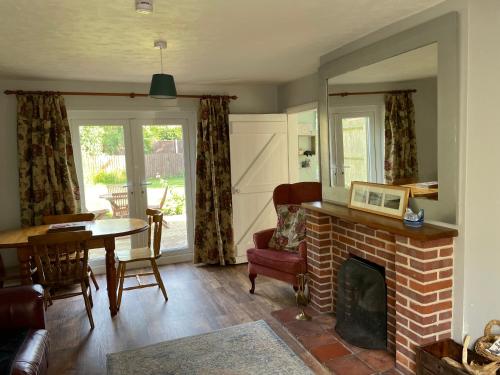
[
  {"x1": 247, "y1": 248, "x2": 307, "y2": 275},
  {"x1": 268, "y1": 205, "x2": 306, "y2": 252},
  {"x1": 253, "y1": 228, "x2": 276, "y2": 249}
]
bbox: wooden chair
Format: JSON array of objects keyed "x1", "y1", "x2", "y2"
[
  {"x1": 43, "y1": 213, "x2": 99, "y2": 291},
  {"x1": 28, "y1": 231, "x2": 95, "y2": 329},
  {"x1": 115, "y1": 209, "x2": 168, "y2": 308},
  {"x1": 148, "y1": 185, "x2": 169, "y2": 228},
  {"x1": 108, "y1": 193, "x2": 129, "y2": 218}
]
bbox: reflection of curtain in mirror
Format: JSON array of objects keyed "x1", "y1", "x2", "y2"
[{"x1": 384, "y1": 93, "x2": 418, "y2": 184}]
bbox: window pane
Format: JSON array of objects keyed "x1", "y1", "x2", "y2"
[
  {"x1": 142, "y1": 125, "x2": 188, "y2": 251},
  {"x1": 341, "y1": 117, "x2": 369, "y2": 187}
]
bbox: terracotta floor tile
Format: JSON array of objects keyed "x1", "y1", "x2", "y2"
[
  {"x1": 325, "y1": 355, "x2": 375, "y2": 375},
  {"x1": 380, "y1": 369, "x2": 402, "y2": 375},
  {"x1": 298, "y1": 333, "x2": 338, "y2": 350},
  {"x1": 310, "y1": 342, "x2": 352, "y2": 362},
  {"x1": 325, "y1": 328, "x2": 367, "y2": 354},
  {"x1": 357, "y1": 350, "x2": 395, "y2": 372},
  {"x1": 271, "y1": 306, "x2": 302, "y2": 324},
  {"x1": 285, "y1": 319, "x2": 326, "y2": 337}
]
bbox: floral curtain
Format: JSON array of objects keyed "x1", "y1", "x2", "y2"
[
  {"x1": 17, "y1": 94, "x2": 80, "y2": 227},
  {"x1": 194, "y1": 98, "x2": 235, "y2": 265},
  {"x1": 384, "y1": 93, "x2": 419, "y2": 184}
]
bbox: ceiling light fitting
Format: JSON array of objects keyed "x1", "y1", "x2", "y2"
[
  {"x1": 149, "y1": 40, "x2": 177, "y2": 99},
  {"x1": 135, "y1": 0, "x2": 153, "y2": 14}
]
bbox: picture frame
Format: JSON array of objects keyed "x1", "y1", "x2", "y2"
[{"x1": 348, "y1": 181, "x2": 410, "y2": 220}]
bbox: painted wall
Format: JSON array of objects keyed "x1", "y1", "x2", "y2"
[
  {"x1": 329, "y1": 77, "x2": 438, "y2": 182},
  {"x1": 462, "y1": 0, "x2": 500, "y2": 342},
  {"x1": 0, "y1": 79, "x2": 278, "y2": 266},
  {"x1": 278, "y1": 73, "x2": 318, "y2": 112}
]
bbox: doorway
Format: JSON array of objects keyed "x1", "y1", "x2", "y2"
[{"x1": 71, "y1": 114, "x2": 195, "y2": 269}]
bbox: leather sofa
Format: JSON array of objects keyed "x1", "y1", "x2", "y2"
[
  {"x1": 247, "y1": 182, "x2": 322, "y2": 293},
  {"x1": 0, "y1": 285, "x2": 49, "y2": 375}
]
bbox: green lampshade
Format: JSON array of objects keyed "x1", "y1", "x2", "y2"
[{"x1": 149, "y1": 73, "x2": 177, "y2": 99}]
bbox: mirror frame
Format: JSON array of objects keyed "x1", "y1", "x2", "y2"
[{"x1": 318, "y1": 12, "x2": 459, "y2": 224}]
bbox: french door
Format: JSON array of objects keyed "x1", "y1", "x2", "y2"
[{"x1": 71, "y1": 114, "x2": 194, "y2": 269}]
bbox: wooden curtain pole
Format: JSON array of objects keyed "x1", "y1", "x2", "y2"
[
  {"x1": 3, "y1": 90, "x2": 238, "y2": 100},
  {"x1": 329, "y1": 89, "x2": 416, "y2": 97}
]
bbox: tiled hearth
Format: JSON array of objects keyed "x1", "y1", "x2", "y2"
[
  {"x1": 272, "y1": 306, "x2": 398, "y2": 374},
  {"x1": 303, "y1": 202, "x2": 457, "y2": 375}
]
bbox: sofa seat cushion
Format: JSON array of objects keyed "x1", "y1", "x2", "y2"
[
  {"x1": 0, "y1": 329, "x2": 29, "y2": 374},
  {"x1": 247, "y1": 248, "x2": 306, "y2": 275}
]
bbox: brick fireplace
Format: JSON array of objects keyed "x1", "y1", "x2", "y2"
[{"x1": 303, "y1": 202, "x2": 458, "y2": 375}]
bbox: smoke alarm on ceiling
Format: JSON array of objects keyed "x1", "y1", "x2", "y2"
[{"x1": 135, "y1": 0, "x2": 153, "y2": 14}]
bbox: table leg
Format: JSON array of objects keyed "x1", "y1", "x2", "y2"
[
  {"x1": 104, "y1": 237, "x2": 118, "y2": 316},
  {"x1": 17, "y1": 247, "x2": 33, "y2": 285}
]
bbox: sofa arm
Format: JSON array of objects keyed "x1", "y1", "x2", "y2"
[
  {"x1": 253, "y1": 228, "x2": 276, "y2": 249},
  {"x1": 0, "y1": 285, "x2": 45, "y2": 330}
]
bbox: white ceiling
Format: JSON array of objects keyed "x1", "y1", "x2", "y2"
[
  {"x1": 0, "y1": 0, "x2": 444, "y2": 85},
  {"x1": 329, "y1": 43, "x2": 438, "y2": 85}
]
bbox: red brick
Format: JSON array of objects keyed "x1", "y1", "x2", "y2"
[
  {"x1": 396, "y1": 342, "x2": 416, "y2": 362},
  {"x1": 355, "y1": 224, "x2": 375, "y2": 236},
  {"x1": 345, "y1": 229, "x2": 365, "y2": 242},
  {"x1": 366, "y1": 253, "x2": 386, "y2": 268},
  {"x1": 397, "y1": 244, "x2": 438, "y2": 260},
  {"x1": 396, "y1": 254, "x2": 408, "y2": 265},
  {"x1": 307, "y1": 215, "x2": 331, "y2": 225},
  {"x1": 377, "y1": 249, "x2": 396, "y2": 262},
  {"x1": 409, "y1": 321, "x2": 451, "y2": 336},
  {"x1": 385, "y1": 243, "x2": 396, "y2": 252},
  {"x1": 409, "y1": 300, "x2": 452, "y2": 315},
  {"x1": 396, "y1": 265, "x2": 438, "y2": 283},
  {"x1": 357, "y1": 242, "x2": 377, "y2": 255},
  {"x1": 397, "y1": 285, "x2": 438, "y2": 304},
  {"x1": 396, "y1": 294, "x2": 409, "y2": 307},
  {"x1": 440, "y1": 247, "x2": 453, "y2": 257},
  {"x1": 439, "y1": 311, "x2": 452, "y2": 320},
  {"x1": 338, "y1": 235, "x2": 356, "y2": 247},
  {"x1": 439, "y1": 290, "x2": 452, "y2": 300},
  {"x1": 396, "y1": 274, "x2": 408, "y2": 287},
  {"x1": 338, "y1": 220, "x2": 355, "y2": 230},
  {"x1": 409, "y1": 279, "x2": 453, "y2": 294},
  {"x1": 331, "y1": 240, "x2": 346, "y2": 251},
  {"x1": 395, "y1": 236, "x2": 408, "y2": 244},
  {"x1": 410, "y1": 258, "x2": 453, "y2": 272},
  {"x1": 331, "y1": 225, "x2": 347, "y2": 236},
  {"x1": 397, "y1": 305, "x2": 437, "y2": 325},
  {"x1": 439, "y1": 268, "x2": 453, "y2": 279},
  {"x1": 366, "y1": 237, "x2": 386, "y2": 248},
  {"x1": 376, "y1": 231, "x2": 396, "y2": 243},
  {"x1": 409, "y1": 237, "x2": 454, "y2": 249},
  {"x1": 396, "y1": 313, "x2": 409, "y2": 327}
]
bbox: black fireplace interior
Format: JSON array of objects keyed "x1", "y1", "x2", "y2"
[{"x1": 335, "y1": 256, "x2": 387, "y2": 350}]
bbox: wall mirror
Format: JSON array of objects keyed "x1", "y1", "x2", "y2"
[
  {"x1": 328, "y1": 43, "x2": 438, "y2": 200},
  {"x1": 318, "y1": 13, "x2": 458, "y2": 224}
]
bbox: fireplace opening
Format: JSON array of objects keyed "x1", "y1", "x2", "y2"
[{"x1": 335, "y1": 256, "x2": 387, "y2": 350}]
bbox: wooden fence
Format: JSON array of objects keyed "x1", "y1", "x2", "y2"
[{"x1": 82, "y1": 153, "x2": 184, "y2": 179}]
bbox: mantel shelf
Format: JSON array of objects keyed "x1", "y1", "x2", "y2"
[{"x1": 302, "y1": 201, "x2": 458, "y2": 241}]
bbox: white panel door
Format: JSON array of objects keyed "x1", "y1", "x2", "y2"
[{"x1": 229, "y1": 114, "x2": 289, "y2": 263}]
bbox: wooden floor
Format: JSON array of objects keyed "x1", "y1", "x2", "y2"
[{"x1": 46, "y1": 262, "x2": 328, "y2": 375}]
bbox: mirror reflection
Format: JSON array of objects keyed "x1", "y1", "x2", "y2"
[{"x1": 328, "y1": 43, "x2": 438, "y2": 200}]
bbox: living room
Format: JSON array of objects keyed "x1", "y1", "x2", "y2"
[{"x1": 0, "y1": 1, "x2": 499, "y2": 375}]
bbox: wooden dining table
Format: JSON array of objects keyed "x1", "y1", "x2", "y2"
[{"x1": 0, "y1": 218, "x2": 149, "y2": 317}]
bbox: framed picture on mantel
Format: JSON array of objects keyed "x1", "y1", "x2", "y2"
[{"x1": 348, "y1": 181, "x2": 410, "y2": 220}]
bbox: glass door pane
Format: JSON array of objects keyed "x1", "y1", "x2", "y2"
[
  {"x1": 341, "y1": 116, "x2": 370, "y2": 187},
  {"x1": 141, "y1": 124, "x2": 188, "y2": 252},
  {"x1": 78, "y1": 124, "x2": 132, "y2": 258}
]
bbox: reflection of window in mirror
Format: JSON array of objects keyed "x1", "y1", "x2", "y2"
[
  {"x1": 330, "y1": 106, "x2": 384, "y2": 188},
  {"x1": 327, "y1": 43, "x2": 438, "y2": 200}
]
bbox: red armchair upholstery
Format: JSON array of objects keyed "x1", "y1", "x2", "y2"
[
  {"x1": 0, "y1": 285, "x2": 49, "y2": 375},
  {"x1": 247, "y1": 182, "x2": 322, "y2": 293}
]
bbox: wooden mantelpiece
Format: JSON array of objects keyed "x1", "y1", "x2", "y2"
[{"x1": 302, "y1": 201, "x2": 458, "y2": 241}]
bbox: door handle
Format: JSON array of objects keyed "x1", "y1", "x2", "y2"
[{"x1": 232, "y1": 187, "x2": 241, "y2": 194}]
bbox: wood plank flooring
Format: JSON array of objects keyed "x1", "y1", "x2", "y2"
[{"x1": 46, "y1": 262, "x2": 328, "y2": 375}]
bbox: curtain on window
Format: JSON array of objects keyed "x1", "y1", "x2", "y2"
[
  {"x1": 17, "y1": 94, "x2": 80, "y2": 227},
  {"x1": 384, "y1": 93, "x2": 418, "y2": 184},
  {"x1": 194, "y1": 98, "x2": 235, "y2": 265}
]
